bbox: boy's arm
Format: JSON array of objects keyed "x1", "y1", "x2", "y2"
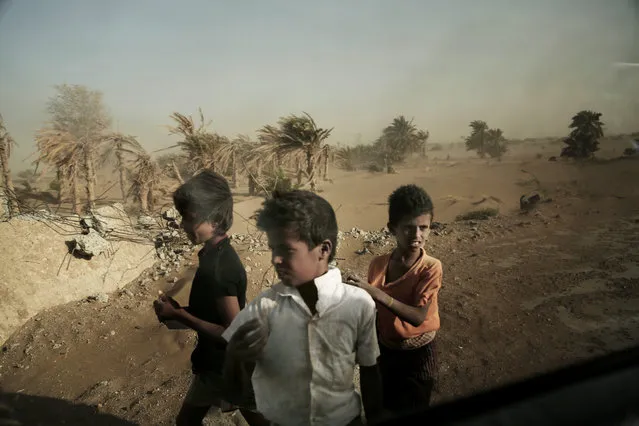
[
  {"x1": 370, "y1": 291, "x2": 432, "y2": 327},
  {"x1": 172, "y1": 296, "x2": 240, "y2": 343},
  {"x1": 360, "y1": 261, "x2": 441, "y2": 328},
  {"x1": 222, "y1": 302, "x2": 267, "y2": 401},
  {"x1": 356, "y1": 297, "x2": 385, "y2": 423},
  {"x1": 171, "y1": 266, "x2": 244, "y2": 343}
]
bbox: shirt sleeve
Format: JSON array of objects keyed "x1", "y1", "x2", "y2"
[
  {"x1": 416, "y1": 260, "x2": 443, "y2": 309},
  {"x1": 367, "y1": 255, "x2": 389, "y2": 288},
  {"x1": 356, "y1": 293, "x2": 380, "y2": 367},
  {"x1": 221, "y1": 290, "x2": 273, "y2": 342}
]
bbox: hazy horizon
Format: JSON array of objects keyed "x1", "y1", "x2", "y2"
[{"x1": 1, "y1": 0, "x2": 638, "y2": 171}]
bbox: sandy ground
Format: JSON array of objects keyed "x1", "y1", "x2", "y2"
[{"x1": 1, "y1": 141, "x2": 639, "y2": 425}]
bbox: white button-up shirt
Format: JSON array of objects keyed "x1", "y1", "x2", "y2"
[{"x1": 222, "y1": 268, "x2": 380, "y2": 426}]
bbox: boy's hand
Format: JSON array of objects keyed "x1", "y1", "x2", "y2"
[
  {"x1": 153, "y1": 293, "x2": 182, "y2": 321},
  {"x1": 345, "y1": 274, "x2": 378, "y2": 297},
  {"x1": 344, "y1": 272, "x2": 365, "y2": 286},
  {"x1": 227, "y1": 319, "x2": 269, "y2": 362}
]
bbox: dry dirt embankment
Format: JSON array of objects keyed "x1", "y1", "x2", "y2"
[{"x1": 0, "y1": 205, "x2": 157, "y2": 345}]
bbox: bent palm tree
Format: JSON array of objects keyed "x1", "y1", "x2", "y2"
[
  {"x1": 257, "y1": 112, "x2": 333, "y2": 192},
  {"x1": 128, "y1": 151, "x2": 160, "y2": 213},
  {"x1": 216, "y1": 134, "x2": 252, "y2": 188},
  {"x1": 168, "y1": 109, "x2": 226, "y2": 174},
  {"x1": 34, "y1": 127, "x2": 84, "y2": 214},
  {"x1": 101, "y1": 133, "x2": 146, "y2": 202}
]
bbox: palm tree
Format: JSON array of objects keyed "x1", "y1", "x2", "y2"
[
  {"x1": 128, "y1": 151, "x2": 160, "y2": 214},
  {"x1": 100, "y1": 133, "x2": 146, "y2": 202},
  {"x1": 45, "y1": 84, "x2": 111, "y2": 212},
  {"x1": 34, "y1": 127, "x2": 84, "y2": 214},
  {"x1": 0, "y1": 114, "x2": 18, "y2": 216},
  {"x1": 381, "y1": 116, "x2": 423, "y2": 156},
  {"x1": 167, "y1": 109, "x2": 226, "y2": 174},
  {"x1": 465, "y1": 120, "x2": 489, "y2": 158},
  {"x1": 216, "y1": 134, "x2": 252, "y2": 188},
  {"x1": 257, "y1": 112, "x2": 333, "y2": 192},
  {"x1": 560, "y1": 110, "x2": 604, "y2": 158},
  {"x1": 415, "y1": 129, "x2": 430, "y2": 157},
  {"x1": 320, "y1": 144, "x2": 341, "y2": 180}
]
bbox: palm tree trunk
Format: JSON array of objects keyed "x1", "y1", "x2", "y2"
[
  {"x1": 56, "y1": 168, "x2": 64, "y2": 203},
  {"x1": 322, "y1": 149, "x2": 329, "y2": 180},
  {"x1": 83, "y1": 144, "x2": 96, "y2": 212},
  {"x1": 248, "y1": 173, "x2": 255, "y2": 195},
  {"x1": 0, "y1": 144, "x2": 18, "y2": 216},
  {"x1": 171, "y1": 161, "x2": 184, "y2": 184},
  {"x1": 306, "y1": 150, "x2": 316, "y2": 192},
  {"x1": 296, "y1": 156, "x2": 303, "y2": 186},
  {"x1": 139, "y1": 184, "x2": 149, "y2": 213},
  {"x1": 147, "y1": 182, "x2": 154, "y2": 212},
  {"x1": 231, "y1": 151, "x2": 237, "y2": 188},
  {"x1": 71, "y1": 171, "x2": 81, "y2": 216},
  {"x1": 116, "y1": 149, "x2": 127, "y2": 202}
]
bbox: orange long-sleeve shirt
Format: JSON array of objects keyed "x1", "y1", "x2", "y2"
[{"x1": 367, "y1": 249, "x2": 442, "y2": 347}]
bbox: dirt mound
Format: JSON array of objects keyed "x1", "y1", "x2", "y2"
[{"x1": 0, "y1": 212, "x2": 157, "y2": 345}]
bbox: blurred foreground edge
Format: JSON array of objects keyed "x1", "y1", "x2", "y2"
[{"x1": 380, "y1": 345, "x2": 639, "y2": 426}]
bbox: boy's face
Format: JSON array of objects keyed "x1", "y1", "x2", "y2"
[
  {"x1": 266, "y1": 227, "x2": 331, "y2": 287},
  {"x1": 180, "y1": 212, "x2": 216, "y2": 245},
  {"x1": 389, "y1": 213, "x2": 432, "y2": 253}
]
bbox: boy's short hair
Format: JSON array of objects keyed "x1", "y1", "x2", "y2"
[
  {"x1": 256, "y1": 190, "x2": 338, "y2": 262},
  {"x1": 173, "y1": 170, "x2": 233, "y2": 234},
  {"x1": 388, "y1": 184, "x2": 434, "y2": 226}
]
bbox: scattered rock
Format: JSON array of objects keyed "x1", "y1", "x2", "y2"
[
  {"x1": 520, "y1": 193, "x2": 542, "y2": 212},
  {"x1": 87, "y1": 293, "x2": 109, "y2": 303}
]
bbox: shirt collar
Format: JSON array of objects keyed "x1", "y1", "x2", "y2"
[
  {"x1": 272, "y1": 267, "x2": 345, "y2": 316},
  {"x1": 198, "y1": 234, "x2": 228, "y2": 258}
]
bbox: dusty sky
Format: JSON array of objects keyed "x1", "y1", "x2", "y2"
[{"x1": 1, "y1": 0, "x2": 637, "y2": 170}]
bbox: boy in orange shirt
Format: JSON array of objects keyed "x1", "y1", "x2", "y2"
[{"x1": 347, "y1": 184, "x2": 442, "y2": 414}]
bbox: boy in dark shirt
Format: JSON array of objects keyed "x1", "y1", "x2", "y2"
[{"x1": 153, "y1": 170, "x2": 265, "y2": 426}]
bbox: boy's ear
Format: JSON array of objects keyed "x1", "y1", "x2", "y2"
[{"x1": 319, "y1": 240, "x2": 333, "y2": 260}]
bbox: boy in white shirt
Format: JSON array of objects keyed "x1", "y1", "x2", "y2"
[{"x1": 221, "y1": 190, "x2": 385, "y2": 426}]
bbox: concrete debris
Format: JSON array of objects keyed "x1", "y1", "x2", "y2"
[
  {"x1": 153, "y1": 226, "x2": 193, "y2": 277},
  {"x1": 137, "y1": 215, "x2": 156, "y2": 229},
  {"x1": 162, "y1": 207, "x2": 181, "y2": 222},
  {"x1": 68, "y1": 229, "x2": 111, "y2": 258},
  {"x1": 90, "y1": 203, "x2": 131, "y2": 237}
]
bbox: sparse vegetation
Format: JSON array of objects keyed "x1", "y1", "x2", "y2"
[
  {"x1": 456, "y1": 208, "x2": 499, "y2": 221},
  {"x1": 560, "y1": 110, "x2": 604, "y2": 159}
]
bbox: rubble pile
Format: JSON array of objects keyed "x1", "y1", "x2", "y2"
[
  {"x1": 229, "y1": 233, "x2": 268, "y2": 252},
  {"x1": 151, "y1": 207, "x2": 194, "y2": 280}
]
